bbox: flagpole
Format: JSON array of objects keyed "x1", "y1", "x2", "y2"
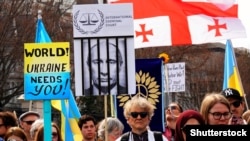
[
  {"x1": 104, "y1": 95, "x2": 108, "y2": 141},
  {"x1": 13, "y1": 111, "x2": 18, "y2": 127},
  {"x1": 36, "y1": 10, "x2": 52, "y2": 141},
  {"x1": 230, "y1": 40, "x2": 249, "y2": 110},
  {"x1": 224, "y1": 40, "x2": 249, "y2": 110},
  {"x1": 164, "y1": 64, "x2": 171, "y2": 105},
  {"x1": 234, "y1": 57, "x2": 249, "y2": 110},
  {"x1": 243, "y1": 94, "x2": 249, "y2": 110},
  {"x1": 110, "y1": 94, "x2": 114, "y2": 117},
  {"x1": 29, "y1": 101, "x2": 33, "y2": 111},
  {"x1": 159, "y1": 53, "x2": 171, "y2": 106}
]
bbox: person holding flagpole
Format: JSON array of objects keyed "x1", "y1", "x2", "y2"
[{"x1": 222, "y1": 40, "x2": 248, "y2": 125}]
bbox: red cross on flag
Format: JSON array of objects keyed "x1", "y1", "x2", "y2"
[
  {"x1": 109, "y1": 0, "x2": 246, "y2": 48},
  {"x1": 135, "y1": 16, "x2": 172, "y2": 47}
]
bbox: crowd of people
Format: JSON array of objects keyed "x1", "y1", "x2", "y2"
[
  {"x1": 163, "y1": 88, "x2": 249, "y2": 141},
  {"x1": 0, "y1": 88, "x2": 249, "y2": 141}
]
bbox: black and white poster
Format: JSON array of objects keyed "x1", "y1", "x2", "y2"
[{"x1": 73, "y1": 4, "x2": 135, "y2": 96}]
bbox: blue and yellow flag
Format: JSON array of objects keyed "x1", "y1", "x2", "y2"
[
  {"x1": 51, "y1": 92, "x2": 83, "y2": 141},
  {"x1": 115, "y1": 58, "x2": 165, "y2": 132},
  {"x1": 223, "y1": 40, "x2": 244, "y2": 96},
  {"x1": 35, "y1": 17, "x2": 82, "y2": 141},
  {"x1": 35, "y1": 19, "x2": 52, "y2": 43}
]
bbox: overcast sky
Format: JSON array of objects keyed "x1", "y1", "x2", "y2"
[{"x1": 227, "y1": 1, "x2": 250, "y2": 49}]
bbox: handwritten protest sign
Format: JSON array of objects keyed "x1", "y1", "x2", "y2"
[
  {"x1": 166, "y1": 62, "x2": 185, "y2": 92},
  {"x1": 24, "y1": 42, "x2": 70, "y2": 100}
]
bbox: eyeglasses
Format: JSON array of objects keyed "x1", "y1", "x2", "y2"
[
  {"x1": 23, "y1": 120, "x2": 35, "y2": 125},
  {"x1": 230, "y1": 101, "x2": 241, "y2": 108},
  {"x1": 209, "y1": 112, "x2": 232, "y2": 120},
  {"x1": 130, "y1": 112, "x2": 148, "y2": 118},
  {"x1": 52, "y1": 132, "x2": 58, "y2": 137}
]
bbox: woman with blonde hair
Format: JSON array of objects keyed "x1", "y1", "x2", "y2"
[{"x1": 200, "y1": 93, "x2": 232, "y2": 125}]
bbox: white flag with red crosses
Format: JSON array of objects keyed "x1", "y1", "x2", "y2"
[
  {"x1": 110, "y1": 0, "x2": 246, "y2": 48},
  {"x1": 134, "y1": 16, "x2": 172, "y2": 47}
]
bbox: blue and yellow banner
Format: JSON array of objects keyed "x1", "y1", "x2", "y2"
[
  {"x1": 33, "y1": 17, "x2": 83, "y2": 141},
  {"x1": 115, "y1": 58, "x2": 165, "y2": 132},
  {"x1": 51, "y1": 91, "x2": 83, "y2": 141},
  {"x1": 223, "y1": 40, "x2": 244, "y2": 96}
]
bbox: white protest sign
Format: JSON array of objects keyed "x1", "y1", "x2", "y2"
[
  {"x1": 166, "y1": 62, "x2": 185, "y2": 92},
  {"x1": 73, "y1": 4, "x2": 134, "y2": 37}
]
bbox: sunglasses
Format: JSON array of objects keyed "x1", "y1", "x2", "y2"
[
  {"x1": 52, "y1": 132, "x2": 58, "y2": 137},
  {"x1": 130, "y1": 112, "x2": 148, "y2": 118},
  {"x1": 23, "y1": 120, "x2": 35, "y2": 125},
  {"x1": 230, "y1": 101, "x2": 241, "y2": 108}
]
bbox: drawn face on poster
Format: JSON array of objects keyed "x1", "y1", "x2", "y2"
[{"x1": 83, "y1": 38, "x2": 128, "y2": 95}]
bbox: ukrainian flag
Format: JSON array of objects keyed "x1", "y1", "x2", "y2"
[
  {"x1": 223, "y1": 40, "x2": 244, "y2": 97},
  {"x1": 35, "y1": 18, "x2": 52, "y2": 43},
  {"x1": 35, "y1": 16, "x2": 83, "y2": 141},
  {"x1": 51, "y1": 92, "x2": 83, "y2": 141}
]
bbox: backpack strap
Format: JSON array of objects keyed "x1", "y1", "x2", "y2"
[
  {"x1": 153, "y1": 131, "x2": 163, "y2": 141},
  {"x1": 120, "y1": 132, "x2": 130, "y2": 141}
]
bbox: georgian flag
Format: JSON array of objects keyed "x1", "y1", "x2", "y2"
[
  {"x1": 109, "y1": 0, "x2": 246, "y2": 48},
  {"x1": 135, "y1": 16, "x2": 172, "y2": 47},
  {"x1": 188, "y1": 15, "x2": 246, "y2": 44}
]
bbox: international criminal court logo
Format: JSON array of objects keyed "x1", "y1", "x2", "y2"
[{"x1": 73, "y1": 9, "x2": 104, "y2": 34}]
